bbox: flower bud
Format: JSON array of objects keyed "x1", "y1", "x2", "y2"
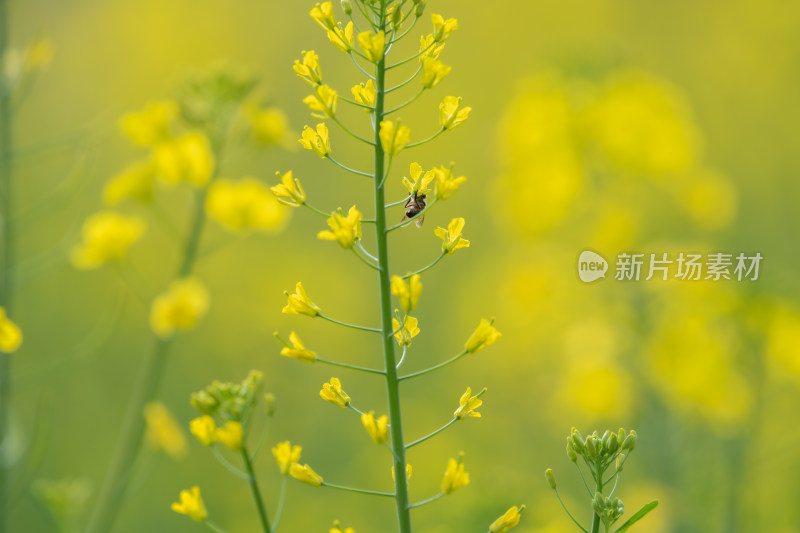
[
  {"x1": 545, "y1": 468, "x2": 557, "y2": 489},
  {"x1": 341, "y1": 0, "x2": 352, "y2": 15},
  {"x1": 415, "y1": 0, "x2": 426, "y2": 17},
  {"x1": 585, "y1": 436, "x2": 597, "y2": 457},
  {"x1": 263, "y1": 393, "x2": 276, "y2": 416},
  {"x1": 592, "y1": 493, "x2": 604, "y2": 515},
  {"x1": 608, "y1": 432, "x2": 619, "y2": 454},
  {"x1": 621, "y1": 430, "x2": 637, "y2": 451},
  {"x1": 566, "y1": 441, "x2": 577, "y2": 462}
]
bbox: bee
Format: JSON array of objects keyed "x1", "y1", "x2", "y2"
[{"x1": 402, "y1": 192, "x2": 427, "y2": 228}]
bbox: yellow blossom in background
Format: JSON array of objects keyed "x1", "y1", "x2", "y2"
[
  {"x1": 281, "y1": 331, "x2": 317, "y2": 363},
  {"x1": 103, "y1": 160, "x2": 154, "y2": 205},
  {"x1": 149, "y1": 278, "x2": 210, "y2": 339},
  {"x1": 0, "y1": 308, "x2": 22, "y2": 354},
  {"x1": 361, "y1": 411, "x2": 389, "y2": 444},
  {"x1": 439, "y1": 96, "x2": 471, "y2": 130},
  {"x1": 489, "y1": 505, "x2": 525, "y2": 533},
  {"x1": 453, "y1": 387, "x2": 483, "y2": 419},
  {"x1": 465, "y1": 318, "x2": 501, "y2": 353},
  {"x1": 70, "y1": 211, "x2": 145, "y2": 270},
  {"x1": 351, "y1": 79, "x2": 376, "y2": 107},
  {"x1": 680, "y1": 167, "x2": 738, "y2": 230},
  {"x1": 328, "y1": 22, "x2": 354, "y2": 53},
  {"x1": 320, "y1": 377, "x2": 350, "y2": 407},
  {"x1": 272, "y1": 441, "x2": 302, "y2": 474},
  {"x1": 402, "y1": 162, "x2": 434, "y2": 195},
  {"x1": 23, "y1": 37, "x2": 53, "y2": 73},
  {"x1": 143, "y1": 402, "x2": 187, "y2": 459},
  {"x1": 357, "y1": 30, "x2": 385, "y2": 62},
  {"x1": 390, "y1": 274, "x2": 422, "y2": 312},
  {"x1": 282, "y1": 282, "x2": 321, "y2": 317},
  {"x1": 419, "y1": 34, "x2": 445, "y2": 63},
  {"x1": 171, "y1": 486, "x2": 207, "y2": 522},
  {"x1": 152, "y1": 130, "x2": 215, "y2": 187},
  {"x1": 310, "y1": 1, "x2": 337, "y2": 30},
  {"x1": 421, "y1": 58, "x2": 451, "y2": 89},
  {"x1": 303, "y1": 84, "x2": 338, "y2": 119},
  {"x1": 392, "y1": 316, "x2": 420, "y2": 346},
  {"x1": 270, "y1": 170, "x2": 307, "y2": 207},
  {"x1": 299, "y1": 123, "x2": 331, "y2": 158},
  {"x1": 215, "y1": 421, "x2": 243, "y2": 451},
  {"x1": 330, "y1": 520, "x2": 355, "y2": 533},
  {"x1": 293, "y1": 50, "x2": 323, "y2": 86},
  {"x1": 765, "y1": 305, "x2": 800, "y2": 381},
  {"x1": 379, "y1": 120, "x2": 410, "y2": 156},
  {"x1": 431, "y1": 13, "x2": 458, "y2": 42},
  {"x1": 205, "y1": 177, "x2": 288, "y2": 234},
  {"x1": 441, "y1": 456, "x2": 469, "y2": 494},
  {"x1": 249, "y1": 107, "x2": 289, "y2": 145},
  {"x1": 433, "y1": 164, "x2": 466, "y2": 201},
  {"x1": 119, "y1": 100, "x2": 177, "y2": 147},
  {"x1": 189, "y1": 415, "x2": 217, "y2": 446},
  {"x1": 435, "y1": 217, "x2": 470, "y2": 254},
  {"x1": 290, "y1": 463, "x2": 323, "y2": 487},
  {"x1": 318, "y1": 206, "x2": 362, "y2": 248},
  {"x1": 391, "y1": 464, "x2": 413, "y2": 481}
]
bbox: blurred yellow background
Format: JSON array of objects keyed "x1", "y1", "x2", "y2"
[{"x1": 5, "y1": 0, "x2": 800, "y2": 531}]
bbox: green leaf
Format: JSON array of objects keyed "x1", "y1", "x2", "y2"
[{"x1": 614, "y1": 500, "x2": 659, "y2": 533}]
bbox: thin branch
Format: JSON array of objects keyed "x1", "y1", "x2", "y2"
[
  {"x1": 321, "y1": 482, "x2": 395, "y2": 497},
  {"x1": 408, "y1": 492, "x2": 444, "y2": 509},
  {"x1": 401, "y1": 252, "x2": 447, "y2": 279},
  {"x1": 405, "y1": 418, "x2": 457, "y2": 449},
  {"x1": 386, "y1": 64, "x2": 422, "y2": 93},
  {"x1": 399, "y1": 350, "x2": 469, "y2": 381},
  {"x1": 406, "y1": 128, "x2": 445, "y2": 149},
  {"x1": 384, "y1": 88, "x2": 424, "y2": 115},
  {"x1": 317, "y1": 356, "x2": 385, "y2": 375},
  {"x1": 319, "y1": 313, "x2": 381, "y2": 333},
  {"x1": 333, "y1": 116, "x2": 376, "y2": 145},
  {"x1": 327, "y1": 155, "x2": 373, "y2": 178}
]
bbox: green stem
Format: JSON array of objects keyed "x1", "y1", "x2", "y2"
[
  {"x1": 327, "y1": 154, "x2": 373, "y2": 178},
  {"x1": 333, "y1": 116, "x2": 375, "y2": 146},
  {"x1": 318, "y1": 313, "x2": 381, "y2": 333},
  {"x1": 406, "y1": 128, "x2": 445, "y2": 149},
  {"x1": 241, "y1": 445, "x2": 272, "y2": 533},
  {"x1": 552, "y1": 486, "x2": 589, "y2": 533},
  {"x1": 590, "y1": 457, "x2": 603, "y2": 533},
  {"x1": 317, "y1": 357, "x2": 385, "y2": 375},
  {"x1": 321, "y1": 482, "x2": 394, "y2": 497},
  {"x1": 371, "y1": 13, "x2": 413, "y2": 532},
  {"x1": 273, "y1": 475, "x2": 288, "y2": 532},
  {"x1": 384, "y1": 88, "x2": 424, "y2": 115},
  {"x1": 205, "y1": 520, "x2": 229, "y2": 533},
  {"x1": 401, "y1": 252, "x2": 446, "y2": 279},
  {"x1": 405, "y1": 418, "x2": 457, "y2": 449},
  {"x1": 408, "y1": 491, "x2": 444, "y2": 509},
  {"x1": 399, "y1": 350, "x2": 468, "y2": 381}
]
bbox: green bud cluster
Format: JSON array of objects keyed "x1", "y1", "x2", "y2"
[
  {"x1": 593, "y1": 493, "x2": 625, "y2": 529},
  {"x1": 566, "y1": 427, "x2": 636, "y2": 466},
  {"x1": 191, "y1": 370, "x2": 264, "y2": 421}
]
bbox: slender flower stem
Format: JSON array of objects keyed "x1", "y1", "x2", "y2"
[
  {"x1": 386, "y1": 65, "x2": 422, "y2": 93},
  {"x1": 205, "y1": 520, "x2": 230, "y2": 533},
  {"x1": 352, "y1": 247, "x2": 381, "y2": 271},
  {"x1": 349, "y1": 52, "x2": 376, "y2": 80},
  {"x1": 387, "y1": 40, "x2": 431, "y2": 69},
  {"x1": 241, "y1": 445, "x2": 271, "y2": 533},
  {"x1": 317, "y1": 357, "x2": 385, "y2": 375},
  {"x1": 303, "y1": 202, "x2": 333, "y2": 217},
  {"x1": 385, "y1": 197, "x2": 408, "y2": 208},
  {"x1": 405, "y1": 418, "x2": 457, "y2": 449},
  {"x1": 249, "y1": 416, "x2": 273, "y2": 462},
  {"x1": 408, "y1": 491, "x2": 444, "y2": 509},
  {"x1": 356, "y1": 239, "x2": 378, "y2": 261},
  {"x1": 553, "y1": 486, "x2": 589, "y2": 533},
  {"x1": 327, "y1": 155, "x2": 373, "y2": 178},
  {"x1": 332, "y1": 116, "x2": 375, "y2": 146},
  {"x1": 399, "y1": 350, "x2": 468, "y2": 381},
  {"x1": 395, "y1": 345, "x2": 408, "y2": 369},
  {"x1": 339, "y1": 94, "x2": 374, "y2": 110},
  {"x1": 212, "y1": 446, "x2": 250, "y2": 482},
  {"x1": 401, "y1": 252, "x2": 447, "y2": 279},
  {"x1": 590, "y1": 457, "x2": 603, "y2": 533},
  {"x1": 385, "y1": 88, "x2": 424, "y2": 115},
  {"x1": 321, "y1": 482, "x2": 395, "y2": 497},
  {"x1": 273, "y1": 475, "x2": 288, "y2": 532},
  {"x1": 573, "y1": 460, "x2": 595, "y2": 497},
  {"x1": 406, "y1": 128, "x2": 445, "y2": 149},
  {"x1": 318, "y1": 313, "x2": 381, "y2": 333},
  {"x1": 385, "y1": 198, "x2": 436, "y2": 232},
  {"x1": 387, "y1": 13, "x2": 419, "y2": 46}
]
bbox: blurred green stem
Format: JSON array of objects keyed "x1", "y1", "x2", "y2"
[
  {"x1": 0, "y1": 0, "x2": 14, "y2": 530},
  {"x1": 86, "y1": 179, "x2": 216, "y2": 533},
  {"x1": 590, "y1": 457, "x2": 602, "y2": 533},
  {"x1": 241, "y1": 445, "x2": 271, "y2": 533}
]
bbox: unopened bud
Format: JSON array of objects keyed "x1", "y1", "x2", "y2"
[
  {"x1": 566, "y1": 441, "x2": 577, "y2": 462},
  {"x1": 263, "y1": 393, "x2": 276, "y2": 416},
  {"x1": 622, "y1": 430, "x2": 637, "y2": 451},
  {"x1": 545, "y1": 468, "x2": 557, "y2": 489},
  {"x1": 585, "y1": 436, "x2": 597, "y2": 457},
  {"x1": 601, "y1": 430, "x2": 611, "y2": 451},
  {"x1": 391, "y1": 6, "x2": 402, "y2": 28},
  {"x1": 592, "y1": 493, "x2": 604, "y2": 515},
  {"x1": 616, "y1": 453, "x2": 625, "y2": 471},
  {"x1": 608, "y1": 432, "x2": 619, "y2": 454},
  {"x1": 341, "y1": 0, "x2": 352, "y2": 15},
  {"x1": 415, "y1": 0, "x2": 426, "y2": 17}
]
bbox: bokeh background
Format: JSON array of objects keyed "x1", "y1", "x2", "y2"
[{"x1": 5, "y1": 0, "x2": 800, "y2": 531}]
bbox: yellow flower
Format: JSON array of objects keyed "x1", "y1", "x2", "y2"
[
  {"x1": 391, "y1": 464, "x2": 413, "y2": 481},
  {"x1": 464, "y1": 318, "x2": 501, "y2": 353},
  {"x1": 249, "y1": 107, "x2": 289, "y2": 145},
  {"x1": 431, "y1": 13, "x2": 458, "y2": 42},
  {"x1": 282, "y1": 282, "x2": 321, "y2": 317},
  {"x1": 419, "y1": 34, "x2": 445, "y2": 63},
  {"x1": 70, "y1": 211, "x2": 145, "y2": 270},
  {"x1": 281, "y1": 331, "x2": 317, "y2": 363},
  {"x1": 103, "y1": 160, "x2": 154, "y2": 205},
  {"x1": 290, "y1": 463, "x2": 323, "y2": 487},
  {"x1": 392, "y1": 316, "x2": 420, "y2": 346},
  {"x1": 171, "y1": 486, "x2": 207, "y2": 522},
  {"x1": 390, "y1": 274, "x2": 422, "y2": 312},
  {"x1": 215, "y1": 421, "x2": 243, "y2": 451},
  {"x1": 441, "y1": 456, "x2": 469, "y2": 494},
  {"x1": 205, "y1": 177, "x2": 288, "y2": 234},
  {"x1": 189, "y1": 415, "x2": 217, "y2": 446},
  {"x1": 328, "y1": 22, "x2": 354, "y2": 53},
  {"x1": 320, "y1": 377, "x2": 350, "y2": 407},
  {"x1": 303, "y1": 84, "x2": 338, "y2": 119},
  {"x1": 119, "y1": 100, "x2": 177, "y2": 146},
  {"x1": 271, "y1": 170, "x2": 307, "y2": 207},
  {"x1": 489, "y1": 505, "x2": 525, "y2": 533},
  {"x1": 23, "y1": 37, "x2": 53, "y2": 73},
  {"x1": 379, "y1": 120, "x2": 411, "y2": 156},
  {"x1": 143, "y1": 402, "x2": 187, "y2": 459},
  {"x1": 293, "y1": 50, "x2": 323, "y2": 86},
  {"x1": 0, "y1": 308, "x2": 22, "y2": 354},
  {"x1": 149, "y1": 278, "x2": 210, "y2": 339},
  {"x1": 357, "y1": 30, "x2": 385, "y2": 62},
  {"x1": 299, "y1": 123, "x2": 331, "y2": 158},
  {"x1": 318, "y1": 206, "x2": 362, "y2": 249},
  {"x1": 351, "y1": 79, "x2": 376, "y2": 107},
  {"x1": 433, "y1": 164, "x2": 466, "y2": 201},
  {"x1": 421, "y1": 58, "x2": 451, "y2": 89},
  {"x1": 439, "y1": 96, "x2": 471, "y2": 130},
  {"x1": 152, "y1": 131, "x2": 215, "y2": 187},
  {"x1": 453, "y1": 387, "x2": 483, "y2": 419},
  {"x1": 361, "y1": 411, "x2": 389, "y2": 444},
  {"x1": 310, "y1": 1, "x2": 337, "y2": 30},
  {"x1": 272, "y1": 441, "x2": 302, "y2": 474},
  {"x1": 401, "y1": 162, "x2": 434, "y2": 195},
  {"x1": 330, "y1": 520, "x2": 355, "y2": 533},
  {"x1": 434, "y1": 217, "x2": 470, "y2": 254}
]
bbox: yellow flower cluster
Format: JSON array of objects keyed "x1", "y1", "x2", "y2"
[
  {"x1": 205, "y1": 177, "x2": 289, "y2": 234},
  {"x1": 143, "y1": 402, "x2": 187, "y2": 459},
  {"x1": 320, "y1": 377, "x2": 350, "y2": 407},
  {"x1": 318, "y1": 206, "x2": 363, "y2": 249},
  {"x1": 361, "y1": 411, "x2": 389, "y2": 444},
  {"x1": 189, "y1": 415, "x2": 243, "y2": 451},
  {"x1": 272, "y1": 441, "x2": 302, "y2": 474},
  {"x1": 171, "y1": 486, "x2": 207, "y2": 522},
  {"x1": 70, "y1": 211, "x2": 145, "y2": 270},
  {"x1": 441, "y1": 456, "x2": 469, "y2": 494},
  {"x1": 149, "y1": 278, "x2": 210, "y2": 339}
]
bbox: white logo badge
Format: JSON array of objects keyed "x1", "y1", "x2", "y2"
[{"x1": 578, "y1": 250, "x2": 608, "y2": 283}]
